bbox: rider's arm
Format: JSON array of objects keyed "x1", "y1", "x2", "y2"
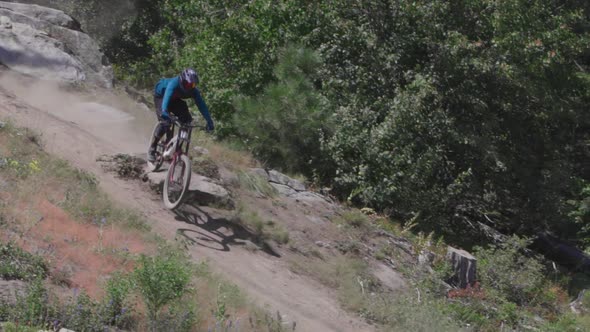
[
  {"x1": 193, "y1": 88, "x2": 214, "y2": 130},
  {"x1": 161, "y1": 78, "x2": 180, "y2": 115}
]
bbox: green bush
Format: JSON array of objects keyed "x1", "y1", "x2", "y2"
[
  {"x1": 101, "y1": 273, "x2": 133, "y2": 328},
  {"x1": 60, "y1": 292, "x2": 103, "y2": 331},
  {"x1": 475, "y1": 236, "x2": 545, "y2": 305},
  {"x1": 132, "y1": 250, "x2": 192, "y2": 330},
  {"x1": 153, "y1": 299, "x2": 197, "y2": 332},
  {"x1": 56, "y1": 287, "x2": 134, "y2": 332},
  {"x1": 233, "y1": 45, "x2": 332, "y2": 177},
  {"x1": 0, "y1": 242, "x2": 48, "y2": 281},
  {"x1": 7, "y1": 279, "x2": 53, "y2": 327},
  {"x1": 1, "y1": 322, "x2": 43, "y2": 332}
]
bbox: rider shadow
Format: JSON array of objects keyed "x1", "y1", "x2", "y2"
[{"x1": 172, "y1": 202, "x2": 280, "y2": 257}]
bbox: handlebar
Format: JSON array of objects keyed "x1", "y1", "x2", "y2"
[{"x1": 167, "y1": 115, "x2": 200, "y2": 129}]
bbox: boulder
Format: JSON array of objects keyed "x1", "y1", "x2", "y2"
[
  {"x1": 446, "y1": 247, "x2": 477, "y2": 289},
  {"x1": 291, "y1": 191, "x2": 333, "y2": 204},
  {"x1": 268, "y1": 169, "x2": 306, "y2": 191},
  {"x1": 192, "y1": 146, "x2": 210, "y2": 156},
  {"x1": 249, "y1": 167, "x2": 269, "y2": 181},
  {"x1": 418, "y1": 249, "x2": 435, "y2": 266},
  {"x1": 0, "y1": 278, "x2": 27, "y2": 305},
  {"x1": 372, "y1": 262, "x2": 406, "y2": 291},
  {"x1": 0, "y1": 2, "x2": 80, "y2": 29},
  {"x1": 146, "y1": 170, "x2": 233, "y2": 208},
  {"x1": 270, "y1": 182, "x2": 298, "y2": 196},
  {"x1": 188, "y1": 173, "x2": 233, "y2": 208},
  {"x1": 0, "y1": 1, "x2": 113, "y2": 88}
]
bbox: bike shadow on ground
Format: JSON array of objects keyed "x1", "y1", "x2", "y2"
[{"x1": 172, "y1": 201, "x2": 280, "y2": 257}]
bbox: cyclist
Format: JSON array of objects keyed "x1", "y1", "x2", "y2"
[{"x1": 148, "y1": 68, "x2": 214, "y2": 162}]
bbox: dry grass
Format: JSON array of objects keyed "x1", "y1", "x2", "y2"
[
  {"x1": 236, "y1": 171, "x2": 278, "y2": 198},
  {"x1": 233, "y1": 203, "x2": 289, "y2": 245},
  {"x1": 192, "y1": 131, "x2": 258, "y2": 171}
]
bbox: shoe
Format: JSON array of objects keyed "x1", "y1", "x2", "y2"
[{"x1": 148, "y1": 148, "x2": 157, "y2": 163}]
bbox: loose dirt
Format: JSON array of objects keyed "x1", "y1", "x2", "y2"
[{"x1": 0, "y1": 71, "x2": 374, "y2": 332}]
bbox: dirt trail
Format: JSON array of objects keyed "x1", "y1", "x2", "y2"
[{"x1": 0, "y1": 72, "x2": 373, "y2": 332}]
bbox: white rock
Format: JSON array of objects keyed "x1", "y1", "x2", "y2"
[
  {"x1": 146, "y1": 170, "x2": 232, "y2": 208},
  {"x1": 0, "y1": 1, "x2": 112, "y2": 87},
  {"x1": 249, "y1": 167, "x2": 269, "y2": 181}
]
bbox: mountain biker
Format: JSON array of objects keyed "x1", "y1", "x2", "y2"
[{"x1": 148, "y1": 68, "x2": 214, "y2": 162}]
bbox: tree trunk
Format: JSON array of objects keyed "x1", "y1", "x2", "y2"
[{"x1": 447, "y1": 247, "x2": 477, "y2": 288}]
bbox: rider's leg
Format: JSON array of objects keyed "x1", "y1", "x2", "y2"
[
  {"x1": 149, "y1": 97, "x2": 171, "y2": 161},
  {"x1": 152, "y1": 97, "x2": 173, "y2": 145}
]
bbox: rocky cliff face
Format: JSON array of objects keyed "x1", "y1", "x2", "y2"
[{"x1": 0, "y1": 1, "x2": 113, "y2": 88}]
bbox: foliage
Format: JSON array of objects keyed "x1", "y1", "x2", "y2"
[
  {"x1": 60, "y1": 292, "x2": 107, "y2": 331},
  {"x1": 37, "y1": 0, "x2": 590, "y2": 245},
  {"x1": 153, "y1": 299, "x2": 197, "y2": 332},
  {"x1": 568, "y1": 182, "x2": 590, "y2": 247},
  {"x1": 6, "y1": 279, "x2": 53, "y2": 327},
  {"x1": 0, "y1": 322, "x2": 44, "y2": 332},
  {"x1": 233, "y1": 45, "x2": 332, "y2": 176},
  {"x1": 0, "y1": 242, "x2": 48, "y2": 281},
  {"x1": 475, "y1": 236, "x2": 545, "y2": 305},
  {"x1": 316, "y1": 0, "x2": 590, "y2": 243},
  {"x1": 101, "y1": 273, "x2": 134, "y2": 328},
  {"x1": 132, "y1": 250, "x2": 192, "y2": 328}
]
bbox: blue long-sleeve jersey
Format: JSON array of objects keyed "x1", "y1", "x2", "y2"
[{"x1": 154, "y1": 77, "x2": 213, "y2": 127}]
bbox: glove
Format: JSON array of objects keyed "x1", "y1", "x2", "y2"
[
  {"x1": 205, "y1": 121, "x2": 214, "y2": 132},
  {"x1": 161, "y1": 111, "x2": 170, "y2": 121}
]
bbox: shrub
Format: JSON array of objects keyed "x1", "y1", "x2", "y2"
[
  {"x1": 60, "y1": 292, "x2": 103, "y2": 331},
  {"x1": 101, "y1": 273, "x2": 133, "y2": 328},
  {"x1": 8, "y1": 279, "x2": 53, "y2": 327},
  {"x1": 132, "y1": 250, "x2": 192, "y2": 330},
  {"x1": 233, "y1": 45, "x2": 333, "y2": 178},
  {"x1": 1, "y1": 322, "x2": 43, "y2": 332},
  {"x1": 475, "y1": 236, "x2": 545, "y2": 305},
  {"x1": 154, "y1": 299, "x2": 197, "y2": 332},
  {"x1": 0, "y1": 242, "x2": 48, "y2": 281}
]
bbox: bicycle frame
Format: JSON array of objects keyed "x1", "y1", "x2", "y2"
[{"x1": 165, "y1": 119, "x2": 195, "y2": 182}]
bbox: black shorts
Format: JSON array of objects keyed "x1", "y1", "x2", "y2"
[{"x1": 153, "y1": 96, "x2": 193, "y2": 123}]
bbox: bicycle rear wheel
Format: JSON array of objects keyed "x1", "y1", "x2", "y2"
[
  {"x1": 163, "y1": 154, "x2": 191, "y2": 209},
  {"x1": 146, "y1": 122, "x2": 164, "y2": 172}
]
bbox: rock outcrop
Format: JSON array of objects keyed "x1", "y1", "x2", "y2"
[
  {"x1": 249, "y1": 167, "x2": 334, "y2": 205},
  {"x1": 0, "y1": 1, "x2": 113, "y2": 88},
  {"x1": 0, "y1": 278, "x2": 27, "y2": 305},
  {"x1": 447, "y1": 247, "x2": 477, "y2": 289},
  {"x1": 146, "y1": 170, "x2": 234, "y2": 209}
]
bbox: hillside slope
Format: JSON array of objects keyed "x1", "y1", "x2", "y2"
[{"x1": 0, "y1": 70, "x2": 381, "y2": 332}]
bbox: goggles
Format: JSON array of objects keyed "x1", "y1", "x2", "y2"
[{"x1": 183, "y1": 81, "x2": 196, "y2": 90}]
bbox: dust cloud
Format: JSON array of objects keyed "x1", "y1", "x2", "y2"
[{"x1": 0, "y1": 70, "x2": 155, "y2": 154}]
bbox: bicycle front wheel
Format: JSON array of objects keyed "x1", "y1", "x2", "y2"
[{"x1": 163, "y1": 154, "x2": 191, "y2": 209}]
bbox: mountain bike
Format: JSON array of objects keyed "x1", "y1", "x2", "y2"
[{"x1": 146, "y1": 116, "x2": 198, "y2": 209}]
